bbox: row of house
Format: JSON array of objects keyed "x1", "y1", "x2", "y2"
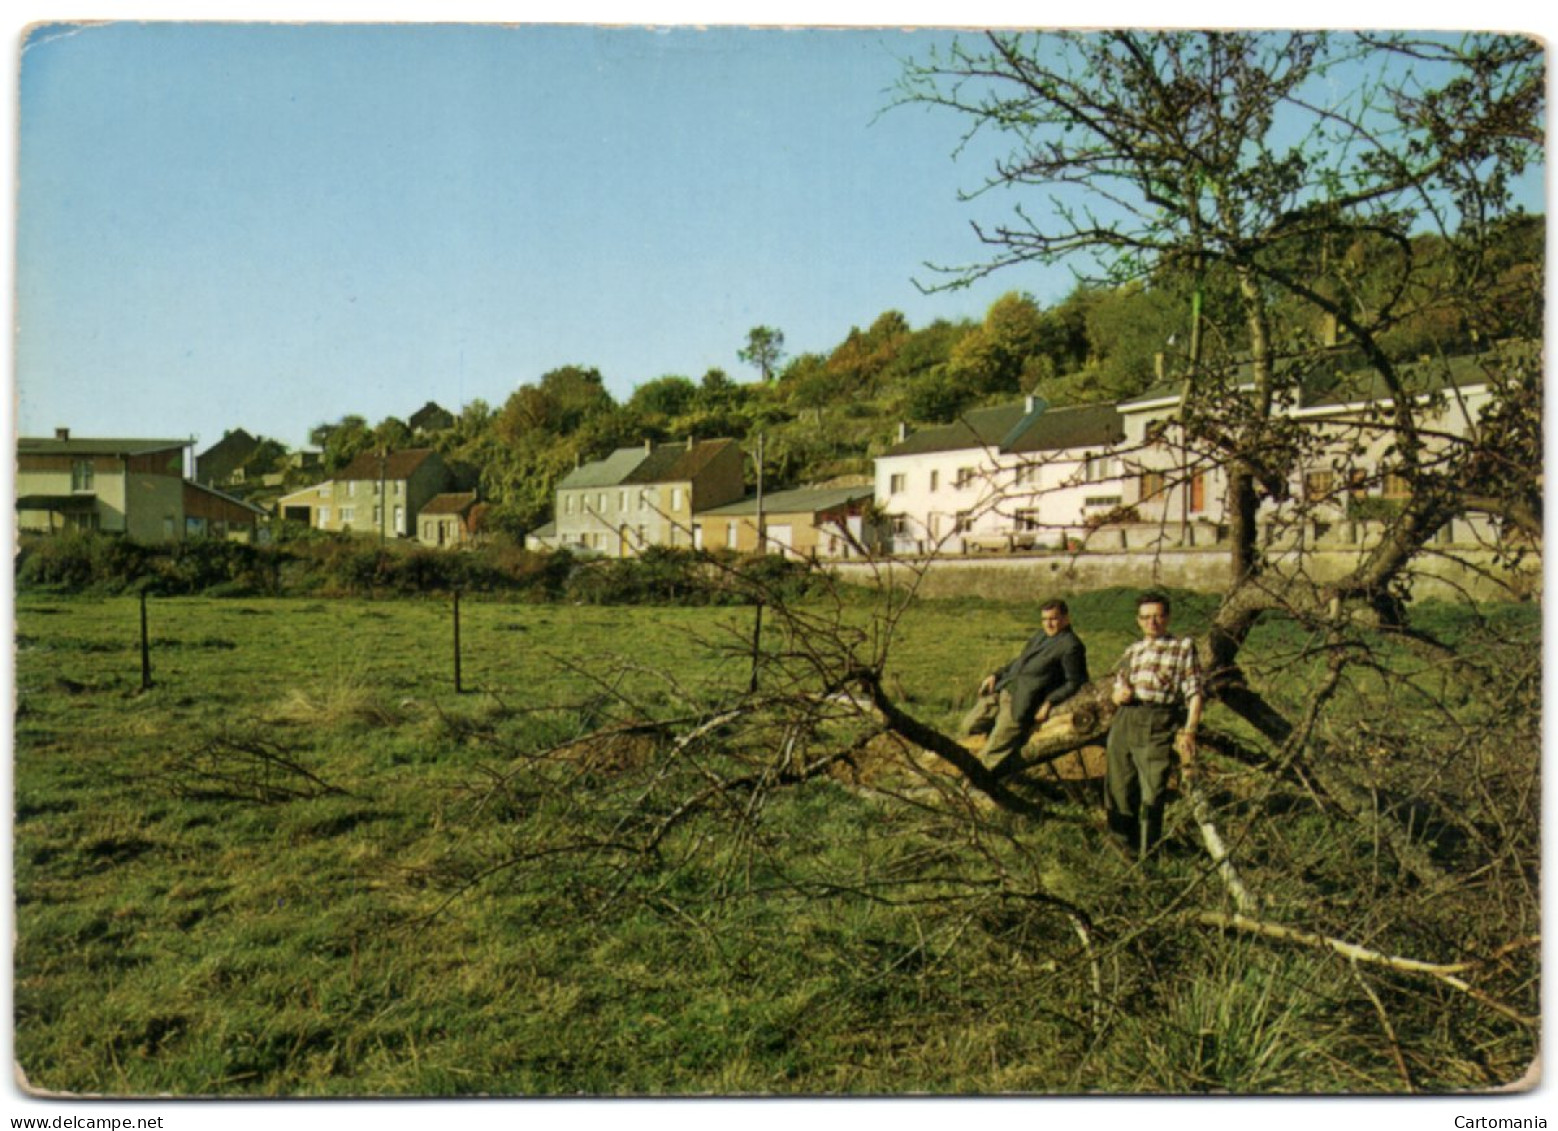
[
  {"x1": 527, "y1": 349, "x2": 1510, "y2": 560},
  {"x1": 272, "y1": 447, "x2": 491, "y2": 547},
  {"x1": 16, "y1": 432, "x2": 487, "y2": 550},
  {"x1": 874, "y1": 352, "x2": 1503, "y2": 557},
  {"x1": 17, "y1": 351, "x2": 1514, "y2": 558}
]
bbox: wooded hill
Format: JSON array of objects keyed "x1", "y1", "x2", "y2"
[{"x1": 269, "y1": 215, "x2": 1541, "y2": 540}]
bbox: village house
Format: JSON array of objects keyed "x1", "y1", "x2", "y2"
[
  {"x1": 417, "y1": 492, "x2": 490, "y2": 548},
  {"x1": 540, "y1": 438, "x2": 745, "y2": 556},
  {"x1": 181, "y1": 480, "x2": 271, "y2": 541},
  {"x1": 195, "y1": 428, "x2": 262, "y2": 487},
  {"x1": 408, "y1": 401, "x2": 456, "y2": 436},
  {"x1": 276, "y1": 447, "x2": 450, "y2": 538},
  {"x1": 875, "y1": 398, "x2": 1126, "y2": 554},
  {"x1": 17, "y1": 430, "x2": 268, "y2": 543},
  {"x1": 17, "y1": 431, "x2": 192, "y2": 542},
  {"x1": 695, "y1": 483, "x2": 877, "y2": 558}
]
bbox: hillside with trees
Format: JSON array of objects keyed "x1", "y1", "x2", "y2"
[{"x1": 271, "y1": 205, "x2": 1538, "y2": 540}]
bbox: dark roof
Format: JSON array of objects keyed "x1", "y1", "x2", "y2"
[
  {"x1": 16, "y1": 494, "x2": 97, "y2": 512},
  {"x1": 698, "y1": 485, "x2": 873, "y2": 517},
  {"x1": 197, "y1": 428, "x2": 258, "y2": 460},
  {"x1": 1300, "y1": 349, "x2": 1510, "y2": 408},
  {"x1": 883, "y1": 399, "x2": 1120, "y2": 457},
  {"x1": 1005, "y1": 403, "x2": 1125, "y2": 454},
  {"x1": 558, "y1": 439, "x2": 739, "y2": 490},
  {"x1": 623, "y1": 438, "x2": 738, "y2": 485},
  {"x1": 1120, "y1": 345, "x2": 1523, "y2": 412},
  {"x1": 883, "y1": 402, "x2": 1037, "y2": 458},
  {"x1": 335, "y1": 448, "x2": 438, "y2": 481},
  {"x1": 19, "y1": 436, "x2": 190, "y2": 457},
  {"x1": 420, "y1": 491, "x2": 478, "y2": 516},
  {"x1": 409, "y1": 401, "x2": 455, "y2": 431}
]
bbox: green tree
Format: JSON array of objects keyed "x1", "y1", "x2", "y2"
[
  {"x1": 627, "y1": 375, "x2": 699, "y2": 421},
  {"x1": 309, "y1": 414, "x2": 375, "y2": 473}
]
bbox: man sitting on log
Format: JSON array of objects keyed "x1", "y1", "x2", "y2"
[{"x1": 960, "y1": 598, "x2": 1090, "y2": 770}]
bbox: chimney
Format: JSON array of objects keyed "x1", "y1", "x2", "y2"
[
  {"x1": 1154, "y1": 352, "x2": 1166, "y2": 381},
  {"x1": 55, "y1": 427, "x2": 70, "y2": 441},
  {"x1": 896, "y1": 422, "x2": 908, "y2": 443}
]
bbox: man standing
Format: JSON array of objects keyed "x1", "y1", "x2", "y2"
[
  {"x1": 1106, "y1": 591, "x2": 1203, "y2": 860},
  {"x1": 960, "y1": 599, "x2": 1089, "y2": 770}
]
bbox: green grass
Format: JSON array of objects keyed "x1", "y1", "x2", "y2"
[{"x1": 12, "y1": 589, "x2": 1541, "y2": 1095}]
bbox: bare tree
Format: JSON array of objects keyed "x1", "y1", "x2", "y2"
[{"x1": 419, "y1": 31, "x2": 1541, "y2": 1091}]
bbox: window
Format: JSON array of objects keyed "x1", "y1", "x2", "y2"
[
  {"x1": 891, "y1": 515, "x2": 911, "y2": 536},
  {"x1": 394, "y1": 481, "x2": 403, "y2": 497},
  {"x1": 1305, "y1": 470, "x2": 1335, "y2": 501},
  {"x1": 373, "y1": 505, "x2": 383, "y2": 526},
  {"x1": 955, "y1": 467, "x2": 976, "y2": 489},
  {"x1": 671, "y1": 488, "x2": 684, "y2": 511},
  {"x1": 71, "y1": 459, "x2": 94, "y2": 491},
  {"x1": 727, "y1": 521, "x2": 739, "y2": 549},
  {"x1": 1085, "y1": 453, "x2": 1120, "y2": 483},
  {"x1": 889, "y1": 473, "x2": 906, "y2": 494},
  {"x1": 348, "y1": 481, "x2": 357, "y2": 497},
  {"x1": 1016, "y1": 509, "x2": 1041, "y2": 532},
  {"x1": 320, "y1": 483, "x2": 332, "y2": 498},
  {"x1": 929, "y1": 470, "x2": 940, "y2": 492},
  {"x1": 394, "y1": 506, "x2": 404, "y2": 532},
  {"x1": 1140, "y1": 470, "x2": 1166, "y2": 500},
  {"x1": 1015, "y1": 463, "x2": 1038, "y2": 487},
  {"x1": 1348, "y1": 468, "x2": 1369, "y2": 499},
  {"x1": 619, "y1": 490, "x2": 628, "y2": 511},
  {"x1": 423, "y1": 522, "x2": 434, "y2": 540},
  {"x1": 341, "y1": 506, "x2": 356, "y2": 526},
  {"x1": 954, "y1": 512, "x2": 973, "y2": 533},
  {"x1": 318, "y1": 506, "x2": 331, "y2": 527},
  {"x1": 598, "y1": 493, "x2": 607, "y2": 512},
  {"x1": 1382, "y1": 470, "x2": 1411, "y2": 499},
  {"x1": 1084, "y1": 495, "x2": 1123, "y2": 509}
]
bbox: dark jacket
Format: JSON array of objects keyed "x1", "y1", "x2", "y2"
[{"x1": 993, "y1": 627, "x2": 1089, "y2": 724}]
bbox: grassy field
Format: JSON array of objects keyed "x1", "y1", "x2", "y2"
[{"x1": 11, "y1": 587, "x2": 1540, "y2": 1095}]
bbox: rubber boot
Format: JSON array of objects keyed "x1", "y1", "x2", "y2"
[{"x1": 1108, "y1": 809, "x2": 1138, "y2": 851}]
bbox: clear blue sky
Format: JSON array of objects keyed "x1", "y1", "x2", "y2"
[
  {"x1": 11, "y1": 17, "x2": 1549, "y2": 458},
  {"x1": 14, "y1": 21, "x2": 1062, "y2": 451}
]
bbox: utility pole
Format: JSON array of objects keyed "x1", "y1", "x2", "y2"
[{"x1": 754, "y1": 432, "x2": 766, "y2": 553}]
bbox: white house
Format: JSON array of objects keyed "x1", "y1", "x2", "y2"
[{"x1": 875, "y1": 397, "x2": 1126, "y2": 554}]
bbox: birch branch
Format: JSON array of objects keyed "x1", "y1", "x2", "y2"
[{"x1": 1194, "y1": 911, "x2": 1539, "y2": 1027}]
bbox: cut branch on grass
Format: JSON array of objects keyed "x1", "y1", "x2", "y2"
[
  {"x1": 1193, "y1": 911, "x2": 1539, "y2": 1028},
  {"x1": 162, "y1": 735, "x2": 356, "y2": 803}
]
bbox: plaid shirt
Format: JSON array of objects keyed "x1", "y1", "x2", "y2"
[{"x1": 1114, "y1": 633, "x2": 1203, "y2": 707}]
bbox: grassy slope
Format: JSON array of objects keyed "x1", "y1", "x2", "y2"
[{"x1": 11, "y1": 590, "x2": 1538, "y2": 1095}]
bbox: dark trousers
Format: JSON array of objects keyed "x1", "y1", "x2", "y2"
[{"x1": 1105, "y1": 703, "x2": 1179, "y2": 858}]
